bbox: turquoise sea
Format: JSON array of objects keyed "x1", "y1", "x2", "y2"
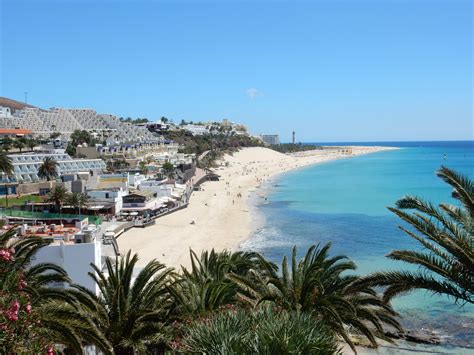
[{"x1": 243, "y1": 141, "x2": 474, "y2": 353}]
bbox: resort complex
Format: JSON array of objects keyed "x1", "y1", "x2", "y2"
[{"x1": 1, "y1": 0, "x2": 472, "y2": 353}]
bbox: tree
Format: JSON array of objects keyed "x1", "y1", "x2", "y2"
[
  {"x1": 26, "y1": 139, "x2": 37, "y2": 152},
  {"x1": 67, "y1": 130, "x2": 96, "y2": 156},
  {"x1": 37, "y1": 157, "x2": 58, "y2": 182},
  {"x1": 138, "y1": 161, "x2": 147, "y2": 175},
  {"x1": 169, "y1": 249, "x2": 265, "y2": 316},
  {"x1": 66, "y1": 192, "x2": 89, "y2": 215},
  {"x1": 232, "y1": 244, "x2": 401, "y2": 352},
  {"x1": 160, "y1": 117, "x2": 169, "y2": 124},
  {"x1": 360, "y1": 166, "x2": 473, "y2": 305},
  {"x1": 13, "y1": 140, "x2": 25, "y2": 153},
  {"x1": 49, "y1": 132, "x2": 61, "y2": 140},
  {"x1": 161, "y1": 162, "x2": 175, "y2": 179},
  {"x1": 0, "y1": 151, "x2": 13, "y2": 207},
  {"x1": 47, "y1": 185, "x2": 68, "y2": 213},
  {"x1": 0, "y1": 229, "x2": 109, "y2": 353},
  {"x1": 68, "y1": 251, "x2": 173, "y2": 354},
  {"x1": 1, "y1": 136, "x2": 13, "y2": 152}
]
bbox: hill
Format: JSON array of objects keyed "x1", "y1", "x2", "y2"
[{"x1": 0, "y1": 97, "x2": 36, "y2": 111}]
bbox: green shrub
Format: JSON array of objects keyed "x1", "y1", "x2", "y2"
[{"x1": 178, "y1": 306, "x2": 339, "y2": 354}]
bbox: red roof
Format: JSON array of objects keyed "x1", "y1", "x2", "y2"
[{"x1": 0, "y1": 129, "x2": 33, "y2": 135}]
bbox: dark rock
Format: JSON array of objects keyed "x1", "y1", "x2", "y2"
[{"x1": 404, "y1": 329, "x2": 441, "y2": 345}]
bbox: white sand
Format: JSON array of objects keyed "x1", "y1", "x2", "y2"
[{"x1": 118, "y1": 146, "x2": 396, "y2": 269}]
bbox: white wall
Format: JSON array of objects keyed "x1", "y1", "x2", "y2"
[{"x1": 31, "y1": 240, "x2": 101, "y2": 294}]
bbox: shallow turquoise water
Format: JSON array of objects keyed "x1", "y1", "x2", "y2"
[{"x1": 243, "y1": 141, "x2": 474, "y2": 350}]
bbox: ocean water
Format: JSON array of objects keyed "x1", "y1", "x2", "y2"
[{"x1": 242, "y1": 141, "x2": 474, "y2": 352}]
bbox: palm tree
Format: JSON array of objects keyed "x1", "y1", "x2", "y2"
[
  {"x1": 47, "y1": 185, "x2": 68, "y2": 213},
  {"x1": 26, "y1": 138, "x2": 37, "y2": 152},
  {"x1": 0, "y1": 229, "x2": 109, "y2": 353},
  {"x1": 360, "y1": 166, "x2": 473, "y2": 305},
  {"x1": 67, "y1": 192, "x2": 89, "y2": 215},
  {"x1": 13, "y1": 139, "x2": 25, "y2": 153},
  {"x1": 169, "y1": 249, "x2": 267, "y2": 316},
  {"x1": 68, "y1": 251, "x2": 174, "y2": 354},
  {"x1": 231, "y1": 244, "x2": 401, "y2": 352},
  {"x1": 37, "y1": 157, "x2": 58, "y2": 182},
  {"x1": 0, "y1": 151, "x2": 13, "y2": 207}
]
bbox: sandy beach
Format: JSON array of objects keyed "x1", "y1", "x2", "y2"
[{"x1": 118, "y1": 146, "x2": 396, "y2": 269}]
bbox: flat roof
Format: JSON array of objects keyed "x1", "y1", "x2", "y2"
[{"x1": 0, "y1": 128, "x2": 33, "y2": 135}]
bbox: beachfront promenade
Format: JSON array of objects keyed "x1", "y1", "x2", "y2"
[{"x1": 118, "y1": 146, "x2": 395, "y2": 268}]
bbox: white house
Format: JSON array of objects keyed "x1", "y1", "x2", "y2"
[
  {"x1": 30, "y1": 232, "x2": 102, "y2": 294},
  {"x1": 87, "y1": 187, "x2": 128, "y2": 215},
  {"x1": 0, "y1": 106, "x2": 12, "y2": 118},
  {"x1": 183, "y1": 124, "x2": 210, "y2": 136}
]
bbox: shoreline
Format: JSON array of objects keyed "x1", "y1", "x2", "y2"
[{"x1": 117, "y1": 146, "x2": 397, "y2": 269}]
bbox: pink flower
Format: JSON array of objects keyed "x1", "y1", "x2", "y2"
[
  {"x1": 25, "y1": 303, "x2": 32, "y2": 314},
  {"x1": 47, "y1": 346, "x2": 54, "y2": 355},
  {"x1": 18, "y1": 278, "x2": 27, "y2": 290},
  {"x1": 6, "y1": 310, "x2": 18, "y2": 321},
  {"x1": 0, "y1": 249, "x2": 11, "y2": 261},
  {"x1": 4, "y1": 300, "x2": 20, "y2": 321},
  {"x1": 10, "y1": 300, "x2": 20, "y2": 312}
]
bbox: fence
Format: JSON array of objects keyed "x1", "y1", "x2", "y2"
[{"x1": 1, "y1": 209, "x2": 102, "y2": 225}]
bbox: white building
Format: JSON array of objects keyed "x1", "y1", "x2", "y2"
[
  {"x1": 30, "y1": 231, "x2": 102, "y2": 294},
  {"x1": 128, "y1": 173, "x2": 147, "y2": 188},
  {"x1": 0, "y1": 106, "x2": 160, "y2": 142},
  {"x1": 261, "y1": 134, "x2": 280, "y2": 145},
  {"x1": 87, "y1": 187, "x2": 128, "y2": 214},
  {"x1": 183, "y1": 124, "x2": 210, "y2": 136},
  {"x1": 139, "y1": 179, "x2": 174, "y2": 198},
  {"x1": 2, "y1": 153, "x2": 106, "y2": 183},
  {"x1": 0, "y1": 106, "x2": 12, "y2": 118}
]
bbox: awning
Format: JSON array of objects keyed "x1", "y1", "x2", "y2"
[
  {"x1": 121, "y1": 207, "x2": 149, "y2": 211},
  {"x1": 87, "y1": 205, "x2": 105, "y2": 210}
]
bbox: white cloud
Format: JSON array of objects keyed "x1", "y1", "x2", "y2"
[{"x1": 246, "y1": 88, "x2": 263, "y2": 100}]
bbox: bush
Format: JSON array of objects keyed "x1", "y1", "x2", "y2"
[{"x1": 178, "y1": 306, "x2": 339, "y2": 354}]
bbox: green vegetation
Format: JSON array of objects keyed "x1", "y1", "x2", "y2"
[
  {"x1": 67, "y1": 251, "x2": 173, "y2": 354},
  {"x1": 0, "y1": 137, "x2": 37, "y2": 153},
  {"x1": 271, "y1": 143, "x2": 322, "y2": 153},
  {"x1": 179, "y1": 307, "x2": 339, "y2": 354},
  {"x1": 0, "y1": 194, "x2": 42, "y2": 207},
  {"x1": 1, "y1": 167, "x2": 471, "y2": 353},
  {"x1": 0, "y1": 229, "x2": 108, "y2": 354},
  {"x1": 161, "y1": 161, "x2": 175, "y2": 178},
  {"x1": 49, "y1": 132, "x2": 61, "y2": 140},
  {"x1": 167, "y1": 130, "x2": 263, "y2": 156},
  {"x1": 66, "y1": 129, "x2": 102, "y2": 156},
  {"x1": 66, "y1": 192, "x2": 89, "y2": 214},
  {"x1": 119, "y1": 117, "x2": 149, "y2": 124},
  {"x1": 361, "y1": 166, "x2": 474, "y2": 305},
  {"x1": 46, "y1": 185, "x2": 68, "y2": 212},
  {"x1": 37, "y1": 157, "x2": 58, "y2": 182},
  {"x1": 0, "y1": 151, "x2": 14, "y2": 207},
  {"x1": 12, "y1": 139, "x2": 25, "y2": 153}
]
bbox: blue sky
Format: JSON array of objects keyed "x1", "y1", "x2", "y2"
[{"x1": 1, "y1": 0, "x2": 472, "y2": 142}]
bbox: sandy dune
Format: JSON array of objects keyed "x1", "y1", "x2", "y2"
[{"x1": 118, "y1": 146, "x2": 395, "y2": 269}]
